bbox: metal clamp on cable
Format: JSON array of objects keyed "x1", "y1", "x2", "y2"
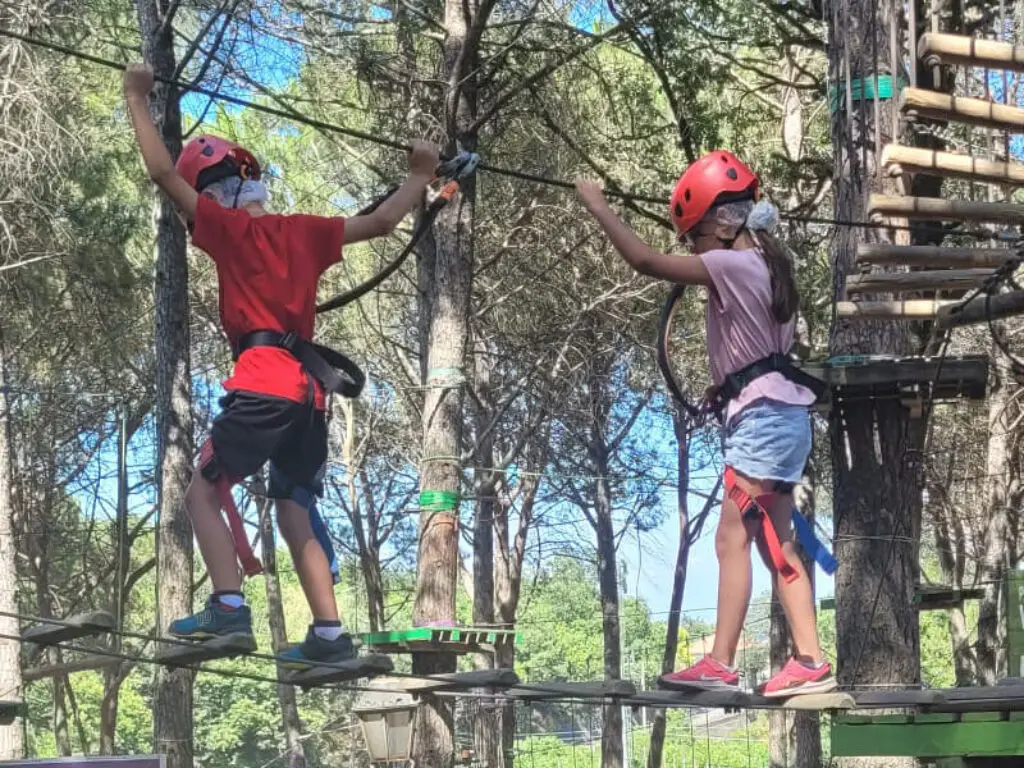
[{"x1": 437, "y1": 150, "x2": 480, "y2": 181}]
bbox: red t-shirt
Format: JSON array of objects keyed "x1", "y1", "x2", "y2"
[{"x1": 191, "y1": 195, "x2": 345, "y2": 410}]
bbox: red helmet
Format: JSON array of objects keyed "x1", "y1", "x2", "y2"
[
  {"x1": 176, "y1": 135, "x2": 262, "y2": 192},
  {"x1": 669, "y1": 150, "x2": 760, "y2": 239}
]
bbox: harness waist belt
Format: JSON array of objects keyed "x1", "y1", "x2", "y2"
[
  {"x1": 712, "y1": 353, "x2": 827, "y2": 412},
  {"x1": 233, "y1": 330, "x2": 366, "y2": 399}
]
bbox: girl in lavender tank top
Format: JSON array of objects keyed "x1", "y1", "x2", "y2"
[{"x1": 575, "y1": 151, "x2": 834, "y2": 699}]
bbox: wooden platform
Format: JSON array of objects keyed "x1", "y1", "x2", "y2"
[
  {"x1": 794, "y1": 354, "x2": 988, "y2": 403},
  {"x1": 846, "y1": 268, "x2": 993, "y2": 294},
  {"x1": 900, "y1": 86, "x2": 1024, "y2": 133},
  {"x1": 22, "y1": 611, "x2": 115, "y2": 647},
  {"x1": 882, "y1": 144, "x2": 1024, "y2": 187},
  {"x1": 918, "y1": 32, "x2": 1024, "y2": 74},
  {"x1": 822, "y1": 585, "x2": 987, "y2": 611},
  {"x1": 357, "y1": 626, "x2": 519, "y2": 655},
  {"x1": 868, "y1": 194, "x2": 1024, "y2": 224},
  {"x1": 281, "y1": 653, "x2": 394, "y2": 688},
  {"x1": 856, "y1": 244, "x2": 1015, "y2": 269},
  {"x1": 153, "y1": 632, "x2": 257, "y2": 667}
]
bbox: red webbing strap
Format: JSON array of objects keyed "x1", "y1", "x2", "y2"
[
  {"x1": 218, "y1": 479, "x2": 264, "y2": 576},
  {"x1": 723, "y1": 466, "x2": 798, "y2": 584},
  {"x1": 198, "y1": 440, "x2": 264, "y2": 577}
]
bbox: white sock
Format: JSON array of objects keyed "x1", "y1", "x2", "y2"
[
  {"x1": 215, "y1": 593, "x2": 245, "y2": 609},
  {"x1": 313, "y1": 622, "x2": 344, "y2": 641}
]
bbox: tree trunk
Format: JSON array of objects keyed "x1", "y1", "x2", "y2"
[
  {"x1": 975, "y1": 349, "x2": 1019, "y2": 684},
  {"x1": 411, "y1": 3, "x2": 487, "y2": 767},
  {"x1": 101, "y1": 407, "x2": 132, "y2": 754},
  {"x1": 0, "y1": 326, "x2": 24, "y2": 760},
  {"x1": 494, "y1": 474, "x2": 536, "y2": 768},
  {"x1": 258, "y1": 492, "x2": 307, "y2": 768},
  {"x1": 135, "y1": 3, "x2": 195, "y2": 767},
  {"x1": 647, "y1": 407, "x2": 694, "y2": 768},
  {"x1": 592, "y1": 447, "x2": 623, "y2": 768},
  {"x1": 829, "y1": 1, "x2": 924, "y2": 766},
  {"x1": 472, "y1": 344, "x2": 501, "y2": 768},
  {"x1": 334, "y1": 397, "x2": 385, "y2": 632}
]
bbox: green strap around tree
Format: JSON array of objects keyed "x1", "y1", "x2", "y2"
[
  {"x1": 419, "y1": 489, "x2": 459, "y2": 513},
  {"x1": 828, "y1": 73, "x2": 909, "y2": 114}
]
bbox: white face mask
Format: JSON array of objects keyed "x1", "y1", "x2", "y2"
[{"x1": 203, "y1": 177, "x2": 270, "y2": 208}]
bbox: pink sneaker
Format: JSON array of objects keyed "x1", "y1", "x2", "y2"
[
  {"x1": 658, "y1": 655, "x2": 740, "y2": 690},
  {"x1": 758, "y1": 657, "x2": 837, "y2": 698}
]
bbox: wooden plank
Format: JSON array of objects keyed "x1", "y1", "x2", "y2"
[
  {"x1": 23, "y1": 654, "x2": 121, "y2": 682},
  {"x1": 509, "y1": 679, "x2": 637, "y2": 700},
  {"x1": 881, "y1": 144, "x2": 1024, "y2": 186},
  {"x1": 153, "y1": 632, "x2": 257, "y2": 667},
  {"x1": 281, "y1": 653, "x2": 394, "y2": 688},
  {"x1": 918, "y1": 32, "x2": 1024, "y2": 74},
  {"x1": 390, "y1": 668, "x2": 519, "y2": 693},
  {"x1": 846, "y1": 269, "x2": 994, "y2": 294},
  {"x1": 797, "y1": 355, "x2": 988, "y2": 392},
  {"x1": 853, "y1": 689, "x2": 948, "y2": 708},
  {"x1": 837, "y1": 299, "x2": 958, "y2": 319},
  {"x1": 900, "y1": 86, "x2": 1024, "y2": 132},
  {"x1": 935, "y1": 290, "x2": 1024, "y2": 329},
  {"x1": 856, "y1": 244, "x2": 1015, "y2": 269},
  {"x1": 774, "y1": 692, "x2": 857, "y2": 711},
  {"x1": 633, "y1": 688, "x2": 751, "y2": 710},
  {"x1": 868, "y1": 194, "x2": 1024, "y2": 224},
  {"x1": 22, "y1": 611, "x2": 115, "y2": 646}
]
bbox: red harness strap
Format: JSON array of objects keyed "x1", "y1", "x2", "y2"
[
  {"x1": 198, "y1": 440, "x2": 263, "y2": 577},
  {"x1": 723, "y1": 466, "x2": 798, "y2": 584}
]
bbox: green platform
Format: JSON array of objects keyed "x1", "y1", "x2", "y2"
[
  {"x1": 0, "y1": 700, "x2": 24, "y2": 725},
  {"x1": 357, "y1": 626, "x2": 520, "y2": 655}
]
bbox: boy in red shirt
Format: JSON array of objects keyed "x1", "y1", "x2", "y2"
[{"x1": 124, "y1": 63, "x2": 438, "y2": 666}]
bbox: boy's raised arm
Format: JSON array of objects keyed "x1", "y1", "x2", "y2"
[
  {"x1": 123, "y1": 63, "x2": 199, "y2": 222},
  {"x1": 342, "y1": 140, "x2": 439, "y2": 245}
]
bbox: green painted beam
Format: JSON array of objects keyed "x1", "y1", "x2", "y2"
[
  {"x1": 831, "y1": 717, "x2": 1024, "y2": 758},
  {"x1": 357, "y1": 626, "x2": 522, "y2": 654}
]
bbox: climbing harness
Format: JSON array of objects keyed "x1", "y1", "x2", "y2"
[
  {"x1": 656, "y1": 285, "x2": 837, "y2": 580},
  {"x1": 316, "y1": 150, "x2": 480, "y2": 314},
  {"x1": 212, "y1": 152, "x2": 479, "y2": 579}
]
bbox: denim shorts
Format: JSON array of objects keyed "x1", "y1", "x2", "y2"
[{"x1": 721, "y1": 399, "x2": 812, "y2": 484}]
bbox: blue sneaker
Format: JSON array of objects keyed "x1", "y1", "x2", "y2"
[
  {"x1": 168, "y1": 597, "x2": 255, "y2": 642},
  {"x1": 278, "y1": 626, "x2": 357, "y2": 670}
]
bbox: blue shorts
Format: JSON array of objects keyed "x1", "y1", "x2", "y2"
[{"x1": 721, "y1": 399, "x2": 811, "y2": 484}]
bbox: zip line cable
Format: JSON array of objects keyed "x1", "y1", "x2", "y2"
[{"x1": 1, "y1": 27, "x2": 1015, "y2": 238}]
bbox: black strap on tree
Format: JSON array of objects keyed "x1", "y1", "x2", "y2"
[{"x1": 316, "y1": 151, "x2": 479, "y2": 314}]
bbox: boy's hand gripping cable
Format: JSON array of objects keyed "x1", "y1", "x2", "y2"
[
  {"x1": 316, "y1": 151, "x2": 479, "y2": 314},
  {"x1": 656, "y1": 285, "x2": 837, "y2": 580}
]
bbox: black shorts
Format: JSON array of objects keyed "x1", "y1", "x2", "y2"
[{"x1": 200, "y1": 390, "x2": 327, "y2": 500}]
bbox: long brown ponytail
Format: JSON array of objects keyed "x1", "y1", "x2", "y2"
[{"x1": 751, "y1": 230, "x2": 799, "y2": 324}]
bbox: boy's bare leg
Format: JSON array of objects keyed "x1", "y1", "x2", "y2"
[
  {"x1": 275, "y1": 498, "x2": 340, "y2": 621},
  {"x1": 186, "y1": 471, "x2": 242, "y2": 591}
]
